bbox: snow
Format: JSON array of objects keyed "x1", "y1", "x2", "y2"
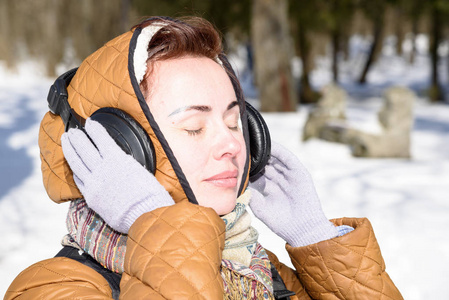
[{"x1": 1, "y1": 36, "x2": 449, "y2": 299}]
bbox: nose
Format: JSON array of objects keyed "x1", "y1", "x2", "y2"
[{"x1": 212, "y1": 125, "x2": 243, "y2": 160}]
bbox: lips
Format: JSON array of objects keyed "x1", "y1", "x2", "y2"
[{"x1": 204, "y1": 170, "x2": 238, "y2": 188}]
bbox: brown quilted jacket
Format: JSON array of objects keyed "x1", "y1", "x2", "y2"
[
  {"x1": 4, "y1": 22, "x2": 403, "y2": 299},
  {"x1": 5, "y1": 204, "x2": 402, "y2": 299}
]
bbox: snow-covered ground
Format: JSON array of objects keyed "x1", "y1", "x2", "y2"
[{"x1": 1, "y1": 36, "x2": 448, "y2": 299}]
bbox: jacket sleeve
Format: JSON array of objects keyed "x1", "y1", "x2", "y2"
[
  {"x1": 120, "y1": 201, "x2": 226, "y2": 299},
  {"x1": 4, "y1": 257, "x2": 113, "y2": 299},
  {"x1": 266, "y1": 250, "x2": 312, "y2": 300},
  {"x1": 285, "y1": 217, "x2": 403, "y2": 300}
]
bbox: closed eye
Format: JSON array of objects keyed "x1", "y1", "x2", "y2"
[{"x1": 186, "y1": 129, "x2": 203, "y2": 136}]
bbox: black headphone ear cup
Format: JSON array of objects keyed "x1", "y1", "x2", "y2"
[
  {"x1": 90, "y1": 107, "x2": 156, "y2": 174},
  {"x1": 246, "y1": 102, "x2": 271, "y2": 178}
]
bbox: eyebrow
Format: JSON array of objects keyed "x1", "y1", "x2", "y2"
[
  {"x1": 168, "y1": 100, "x2": 239, "y2": 117},
  {"x1": 227, "y1": 100, "x2": 239, "y2": 111}
]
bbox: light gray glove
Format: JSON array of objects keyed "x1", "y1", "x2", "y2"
[
  {"x1": 61, "y1": 118, "x2": 174, "y2": 234},
  {"x1": 249, "y1": 141, "x2": 338, "y2": 247}
]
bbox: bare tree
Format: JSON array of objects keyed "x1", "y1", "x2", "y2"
[
  {"x1": 251, "y1": 0, "x2": 297, "y2": 111},
  {"x1": 329, "y1": 0, "x2": 356, "y2": 83},
  {"x1": 358, "y1": 0, "x2": 388, "y2": 84},
  {"x1": 0, "y1": 0, "x2": 14, "y2": 68},
  {"x1": 429, "y1": 1, "x2": 444, "y2": 102}
]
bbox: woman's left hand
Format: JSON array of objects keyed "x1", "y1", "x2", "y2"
[{"x1": 248, "y1": 142, "x2": 338, "y2": 247}]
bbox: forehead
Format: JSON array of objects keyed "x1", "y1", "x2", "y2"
[{"x1": 147, "y1": 56, "x2": 236, "y2": 114}]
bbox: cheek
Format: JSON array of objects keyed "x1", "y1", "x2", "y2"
[
  {"x1": 167, "y1": 137, "x2": 208, "y2": 180},
  {"x1": 173, "y1": 140, "x2": 199, "y2": 162},
  {"x1": 237, "y1": 135, "x2": 247, "y2": 168}
]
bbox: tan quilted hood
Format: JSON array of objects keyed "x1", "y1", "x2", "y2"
[{"x1": 38, "y1": 21, "x2": 250, "y2": 204}]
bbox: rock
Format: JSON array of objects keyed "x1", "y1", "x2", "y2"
[
  {"x1": 346, "y1": 86, "x2": 415, "y2": 158},
  {"x1": 303, "y1": 84, "x2": 347, "y2": 141}
]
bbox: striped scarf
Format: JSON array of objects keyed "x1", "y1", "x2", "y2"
[
  {"x1": 62, "y1": 190, "x2": 274, "y2": 298},
  {"x1": 62, "y1": 199, "x2": 127, "y2": 273}
]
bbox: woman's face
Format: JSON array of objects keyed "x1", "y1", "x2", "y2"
[{"x1": 146, "y1": 56, "x2": 247, "y2": 215}]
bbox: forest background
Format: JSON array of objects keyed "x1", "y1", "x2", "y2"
[{"x1": 1, "y1": 0, "x2": 448, "y2": 108}]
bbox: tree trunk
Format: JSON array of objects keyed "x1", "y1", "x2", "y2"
[
  {"x1": 71, "y1": 0, "x2": 96, "y2": 60},
  {"x1": 408, "y1": 18, "x2": 418, "y2": 64},
  {"x1": 43, "y1": 0, "x2": 64, "y2": 77},
  {"x1": 331, "y1": 28, "x2": 340, "y2": 83},
  {"x1": 429, "y1": 5, "x2": 443, "y2": 102},
  {"x1": 359, "y1": 17, "x2": 384, "y2": 84},
  {"x1": 121, "y1": 0, "x2": 131, "y2": 32},
  {"x1": 395, "y1": 7, "x2": 404, "y2": 56},
  {"x1": 297, "y1": 21, "x2": 317, "y2": 104},
  {"x1": 251, "y1": 0, "x2": 297, "y2": 111},
  {"x1": 0, "y1": 0, "x2": 14, "y2": 69}
]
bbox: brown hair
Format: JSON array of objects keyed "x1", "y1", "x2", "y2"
[{"x1": 134, "y1": 16, "x2": 224, "y2": 99}]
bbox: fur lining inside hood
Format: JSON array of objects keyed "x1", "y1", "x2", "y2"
[{"x1": 38, "y1": 20, "x2": 250, "y2": 204}]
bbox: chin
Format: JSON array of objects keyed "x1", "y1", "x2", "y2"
[
  {"x1": 216, "y1": 199, "x2": 237, "y2": 216},
  {"x1": 197, "y1": 192, "x2": 237, "y2": 216}
]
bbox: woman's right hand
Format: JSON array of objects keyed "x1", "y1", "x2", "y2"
[{"x1": 61, "y1": 118, "x2": 174, "y2": 234}]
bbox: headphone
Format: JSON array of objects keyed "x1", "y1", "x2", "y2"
[{"x1": 47, "y1": 68, "x2": 271, "y2": 178}]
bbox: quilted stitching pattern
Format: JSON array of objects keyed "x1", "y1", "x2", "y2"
[
  {"x1": 39, "y1": 29, "x2": 189, "y2": 204},
  {"x1": 286, "y1": 218, "x2": 403, "y2": 300},
  {"x1": 5, "y1": 216, "x2": 403, "y2": 299},
  {"x1": 266, "y1": 249, "x2": 311, "y2": 300},
  {"x1": 39, "y1": 112, "x2": 82, "y2": 202},
  {"x1": 68, "y1": 32, "x2": 135, "y2": 115},
  {"x1": 4, "y1": 257, "x2": 112, "y2": 299},
  {"x1": 122, "y1": 201, "x2": 226, "y2": 299}
]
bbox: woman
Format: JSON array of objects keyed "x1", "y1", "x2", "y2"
[{"x1": 5, "y1": 17, "x2": 403, "y2": 299}]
